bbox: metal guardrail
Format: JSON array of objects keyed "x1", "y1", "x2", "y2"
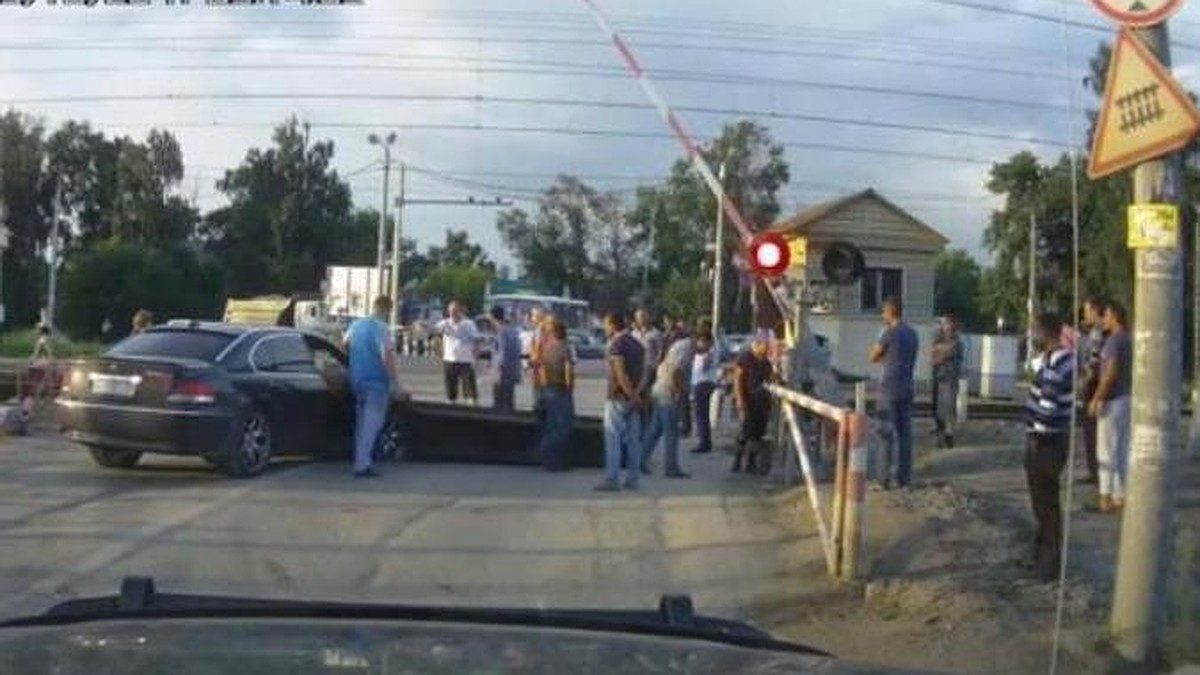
[{"x1": 767, "y1": 383, "x2": 867, "y2": 581}]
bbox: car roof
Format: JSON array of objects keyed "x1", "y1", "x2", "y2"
[{"x1": 153, "y1": 321, "x2": 335, "y2": 344}]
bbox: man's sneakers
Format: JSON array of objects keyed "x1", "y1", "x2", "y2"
[
  {"x1": 594, "y1": 481, "x2": 621, "y2": 492},
  {"x1": 353, "y1": 467, "x2": 383, "y2": 479}
]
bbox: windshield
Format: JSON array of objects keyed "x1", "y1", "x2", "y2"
[
  {"x1": 105, "y1": 330, "x2": 235, "y2": 362},
  {"x1": 3, "y1": 3, "x2": 1199, "y2": 674}
]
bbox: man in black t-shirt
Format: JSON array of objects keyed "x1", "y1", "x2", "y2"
[{"x1": 733, "y1": 335, "x2": 775, "y2": 474}]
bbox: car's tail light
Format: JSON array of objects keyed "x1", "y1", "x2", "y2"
[{"x1": 167, "y1": 379, "x2": 216, "y2": 405}]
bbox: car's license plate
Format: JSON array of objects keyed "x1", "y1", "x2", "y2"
[{"x1": 89, "y1": 374, "x2": 141, "y2": 398}]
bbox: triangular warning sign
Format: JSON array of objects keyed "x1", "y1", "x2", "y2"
[{"x1": 1088, "y1": 28, "x2": 1200, "y2": 179}]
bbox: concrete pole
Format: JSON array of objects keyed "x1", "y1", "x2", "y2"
[
  {"x1": 46, "y1": 188, "x2": 60, "y2": 331},
  {"x1": 1190, "y1": 203, "x2": 1200, "y2": 456},
  {"x1": 390, "y1": 162, "x2": 404, "y2": 334},
  {"x1": 377, "y1": 144, "x2": 391, "y2": 287},
  {"x1": 710, "y1": 162, "x2": 727, "y2": 340},
  {"x1": 1110, "y1": 23, "x2": 1184, "y2": 665},
  {"x1": 1027, "y1": 209, "x2": 1036, "y2": 370}
]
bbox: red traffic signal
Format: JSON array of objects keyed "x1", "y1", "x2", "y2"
[{"x1": 747, "y1": 232, "x2": 790, "y2": 277}]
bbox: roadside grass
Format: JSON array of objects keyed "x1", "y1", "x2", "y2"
[{"x1": 0, "y1": 329, "x2": 109, "y2": 360}]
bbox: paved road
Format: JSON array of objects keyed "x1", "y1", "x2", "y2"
[{"x1": 0, "y1": 431, "x2": 823, "y2": 623}]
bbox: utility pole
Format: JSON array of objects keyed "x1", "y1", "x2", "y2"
[
  {"x1": 1111, "y1": 23, "x2": 1185, "y2": 666},
  {"x1": 46, "y1": 187, "x2": 61, "y2": 331},
  {"x1": 1190, "y1": 199, "x2": 1200, "y2": 455},
  {"x1": 368, "y1": 132, "x2": 397, "y2": 300},
  {"x1": 1027, "y1": 209, "x2": 1036, "y2": 369},
  {"x1": 389, "y1": 162, "x2": 405, "y2": 333},
  {"x1": 710, "y1": 161, "x2": 727, "y2": 340}
]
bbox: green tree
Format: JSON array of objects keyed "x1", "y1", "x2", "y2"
[
  {"x1": 659, "y1": 273, "x2": 710, "y2": 326},
  {"x1": 933, "y1": 249, "x2": 985, "y2": 331},
  {"x1": 495, "y1": 175, "x2": 628, "y2": 302},
  {"x1": 419, "y1": 264, "x2": 494, "y2": 313},
  {"x1": 58, "y1": 242, "x2": 223, "y2": 340},
  {"x1": 428, "y1": 229, "x2": 494, "y2": 271},
  {"x1": 0, "y1": 110, "x2": 52, "y2": 328},
  {"x1": 202, "y1": 117, "x2": 353, "y2": 296},
  {"x1": 630, "y1": 120, "x2": 788, "y2": 324}
]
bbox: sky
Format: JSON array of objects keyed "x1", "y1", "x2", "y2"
[{"x1": 3, "y1": 0, "x2": 1200, "y2": 270}]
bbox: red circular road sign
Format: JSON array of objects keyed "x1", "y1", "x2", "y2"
[
  {"x1": 1089, "y1": 0, "x2": 1183, "y2": 27},
  {"x1": 747, "y1": 232, "x2": 790, "y2": 277}
]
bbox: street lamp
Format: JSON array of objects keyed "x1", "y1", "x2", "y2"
[{"x1": 367, "y1": 132, "x2": 398, "y2": 303}]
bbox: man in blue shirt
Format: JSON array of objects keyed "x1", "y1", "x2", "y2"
[
  {"x1": 488, "y1": 305, "x2": 522, "y2": 412},
  {"x1": 343, "y1": 295, "x2": 402, "y2": 478},
  {"x1": 868, "y1": 296, "x2": 919, "y2": 488}
]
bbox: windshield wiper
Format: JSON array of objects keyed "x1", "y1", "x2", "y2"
[{"x1": 0, "y1": 576, "x2": 829, "y2": 658}]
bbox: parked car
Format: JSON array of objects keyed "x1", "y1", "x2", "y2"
[
  {"x1": 568, "y1": 330, "x2": 605, "y2": 360},
  {"x1": 719, "y1": 333, "x2": 752, "y2": 361},
  {"x1": 55, "y1": 321, "x2": 403, "y2": 478}
]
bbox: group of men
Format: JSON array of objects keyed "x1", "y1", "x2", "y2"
[{"x1": 596, "y1": 309, "x2": 780, "y2": 491}]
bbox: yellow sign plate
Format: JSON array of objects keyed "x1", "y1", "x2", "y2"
[
  {"x1": 1088, "y1": 29, "x2": 1200, "y2": 179},
  {"x1": 1127, "y1": 204, "x2": 1179, "y2": 248},
  {"x1": 787, "y1": 236, "x2": 807, "y2": 269}
]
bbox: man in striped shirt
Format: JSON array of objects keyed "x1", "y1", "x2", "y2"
[{"x1": 1023, "y1": 312, "x2": 1075, "y2": 581}]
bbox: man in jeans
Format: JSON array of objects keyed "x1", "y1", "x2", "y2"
[
  {"x1": 343, "y1": 295, "x2": 402, "y2": 478},
  {"x1": 596, "y1": 312, "x2": 645, "y2": 492},
  {"x1": 931, "y1": 314, "x2": 964, "y2": 449},
  {"x1": 436, "y1": 300, "x2": 479, "y2": 405},
  {"x1": 488, "y1": 306, "x2": 522, "y2": 412},
  {"x1": 536, "y1": 318, "x2": 575, "y2": 472},
  {"x1": 1088, "y1": 301, "x2": 1131, "y2": 514},
  {"x1": 1078, "y1": 296, "x2": 1106, "y2": 486},
  {"x1": 868, "y1": 296, "x2": 919, "y2": 488},
  {"x1": 1023, "y1": 312, "x2": 1074, "y2": 581},
  {"x1": 642, "y1": 327, "x2": 692, "y2": 479},
  {"x1": 689, "y1": 332, "x2": 718, "y2": 455}
]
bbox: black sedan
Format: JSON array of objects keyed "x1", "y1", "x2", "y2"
[{"x1": 55, "y1": 322, "x2": 403, "y2": 478}]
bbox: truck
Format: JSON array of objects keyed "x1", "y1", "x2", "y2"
[
  {"x1": 325, "y1": 265, "x2": 391, "y2": 320},
  {"x1": 221, "y1": 295, "x2": 343, "y2": 343}
]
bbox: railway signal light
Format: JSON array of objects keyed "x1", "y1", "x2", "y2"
[{"x1": 747, "y1": 232, "x2": 790, "y2": 278}]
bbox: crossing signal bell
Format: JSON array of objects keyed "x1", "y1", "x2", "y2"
[{"x1": 748, "y1": 232, "x2": 790, "y2": 278}]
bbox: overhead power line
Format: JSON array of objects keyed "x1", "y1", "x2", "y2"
[
  {"x1": 85, "y1": 118, "x2": 1003, "y2": 166},
  {"x1": 0, "y1": 90, "x2": 1070, "y2": 145},
  {"x1": 0, "y1": 48, "x2": 1063, "y2": 82},
  {"x1": 0, "y1": 31, "x2": 1083, "y2": 69}
]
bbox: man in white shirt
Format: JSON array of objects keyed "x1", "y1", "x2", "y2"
[
  {"x1": 689, "y1": 332, "x2": 719, "y2": 454},
  {"x1": 436, "y1": 300, "x2": 480, "y2": 405}
]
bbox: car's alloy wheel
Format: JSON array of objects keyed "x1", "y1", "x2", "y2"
[{"x1": 221, "y1": 408, "x2": 272, "y2": 478}]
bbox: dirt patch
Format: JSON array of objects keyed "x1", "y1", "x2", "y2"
[{"x1": 761, "y1": 422, "x2": 1127, "y2": 674}]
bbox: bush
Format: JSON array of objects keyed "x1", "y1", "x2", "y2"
[
  {"x1": 58, "y1": 242, "x2": 224, "y2": 341},
  {"x1": 0, "y1": 328, "x2": 108, "y2": 359}
]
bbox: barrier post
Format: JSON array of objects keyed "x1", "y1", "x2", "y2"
[
  {"x1": 842, "y1": 411, "x2": 869, "y2": 580},
  {"x1": 830, "y1": 417, "x2": 849, "y2": 554},
  {"x1": 780, "y1": 401, "x2": 838, "y2": 577},
  {"x1": 830, "y1": 413, "x2": 849, "y2": 562}
]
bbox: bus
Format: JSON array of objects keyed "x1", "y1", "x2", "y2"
[{"x1": 484, "y1": 292, "x2": 594, "y2": 358}]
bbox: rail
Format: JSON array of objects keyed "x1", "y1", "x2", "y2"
[{"x1": 766, "y1": 383, "x2": 868, "y2": 581}]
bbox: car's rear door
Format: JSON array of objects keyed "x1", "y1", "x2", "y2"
[{"x1": 249, "y1": 333, "x2": 327, "y2": 456}]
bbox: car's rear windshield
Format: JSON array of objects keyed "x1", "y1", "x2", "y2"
[{"x1": 105, "y1": 330, "x2": 236, "y2": 363}]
